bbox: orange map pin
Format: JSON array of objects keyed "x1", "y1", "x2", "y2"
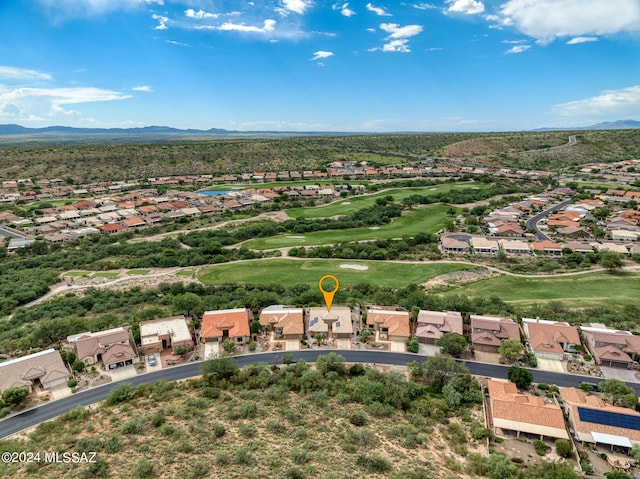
[{"x1": 318, "y1": 274, "x2": 339, "y2": 312}]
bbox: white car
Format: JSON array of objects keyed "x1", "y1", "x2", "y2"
[{"x1": 148, "y1": 355, "x2": 157, "y2": 366}]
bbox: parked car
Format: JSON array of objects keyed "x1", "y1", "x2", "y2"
[{"x1": 148, "y1": 355, "x2": 157, "y2": 366}]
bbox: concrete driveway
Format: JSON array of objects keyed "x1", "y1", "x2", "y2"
[
  {"x1": 107, "y1": 364, "x2": 137, "y2": 381},
  {"x1": 536, "y1": 358, "x2": 565, "y2": 373},
  {"x1": 418, "y1": 343, "x2": 441, "y2": 356},
  {"x1": 600, "y1": 366, "x2": 640, "y2": 384}
]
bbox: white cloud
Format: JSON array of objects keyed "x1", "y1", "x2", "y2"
[
  {"x1": 132, "y1": 85, "x2": 153, "y2": 92},
  {"x1": 380, "y1": 23, "x2": 423, "y2": 39},
  {"x1": 216, "y1": 19, "x2": 277, "y2": 33},
  {"x1": 152, "y1": 14, "x2": 168, "y2": 30},
  {"x1": 311, "y1": 51, "x2": 334, "y2": 61},
  {"x1": 366, "y1": 27, "x2": 376, "y2": 33},
  {"x1": 366, "y1": 3, "x2": 392, "y2": 16},
  {"x1": 0, "y1": 66, "x2": 52, "y2": 81},
  {"x1": 382, "y1": 39, "x2": 411, "y2": 52},
  {"x1": 566, "y1": 36, "x2": 598, "y2": 44},
  {"x1": 166, "y1": 40, "x2": 189, "y2": 47},
  {"x1": 447, "y1": 0, "x2": 484, "y2": 15},
  {"x1": 0, "y1": 86, "x2": 131, "y2": 123},
  {"x1": 36, "y1": 0, "x2": 163, "y2": 20},
  {"x1": 498, "y1": 0, "x2": 640, "y2": 43},
  {"x1": 185, "y1": 9, "x2": 219, "y2": 20},
  {"x1": 505, "y1": 44, "x2": 530, "y2": 53},
  {"x1": 413, "y1": 3, "x2": 437, "y2": 10},
  {"x1": 553, "y1": 85, "x2": 640, "y2": 119},
  {"x1": 339, "y1": 3, "x2": 355, "y2": 17},
  {"x1": 376, "y1": 23, "x2": 423, "y2": 52},
  {"x1": 279, "y1": 0, "x2": 312, "y2": 15}
]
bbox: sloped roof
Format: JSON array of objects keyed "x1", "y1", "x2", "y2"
[
  {"x1": 488, "y1": 380, "x2": 567, "y2": 431},
  {"x1": 366, "y1": 309, "x2": 411, "y2": 337},
  {"x1": 259, "y1": 306, "x2": 304, "y2": 336},
  {"x1": 416, "y1": 310, "x2": 463, "y2": 337},
  {"x1": 0, "y1": 349, "x2": 70, "y2": 393},
  {"x1": 560, "y1": 387, "x2": 640, "y2": 442},
  {"x1": 101, "y1": 343, "x2": 137, "y2": 365},
  {"x1": 525, "y1": 320, "x2": 581, "y2": 355},
  {"x1": 76, "y1": 328, "x2": 132, "y2": 361},
  {"x1": 471, "y1": 315, "x2": 519, "y2": 342},
  {"x1": 201, "y1": 309, "x2": 251, "y2": 339}
]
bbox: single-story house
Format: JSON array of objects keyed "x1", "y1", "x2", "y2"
[
  {"x1": 365, "y1": 308, "x2": 411, "y2": 342},
  {"x1": 415, "y1": 310, "x2": 464, "y2": 344},
  {"x1": 581, "y1": 326, "x2": 640, "y2": 368},
  {"x1": 74, "y1": 326, "x2": 138, "y2": 370},
  {"x1": 0, "y1": 349, "x2": 71, "y2": 394},
  {"x1": 470, "y1": 237, "x2": 500, "y2": 255},
  {"x1": 531, "y1": 240, "x2": 563, "y2": 256},
  {"x1": 499, "y1": 239, "x2": 531, "y2": 255},
  {"x1": 308, "y1": 306, "x2": 352, "y2": 340},
  {"x1": 522, "y1": 318, "x2": 581, "y2": 361},
  {"x1": 201, "y1": 308, "x2": 251, "y2": 345},
  {"x1": 470, "y1": 314, "x2": 520, "y2": 353},
  {"x1": 139, "y1": 316, "x2": 193, "y2": 355},
  {"x1": 441, "y1": 235, "x2": 471, "y2": 254},
  {"x1": 488, "y1": 379, "x2": 569, "y2": 440},
  {"x1": 561, "y1": 387, "x2": 640, "y2": 449},
  {"x1": 259, "y1": 305, "x2": 304, "y2": 341}
]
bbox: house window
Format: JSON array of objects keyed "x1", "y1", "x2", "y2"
[{"x1": 236, "y1": 337, "x2": 243, "y2": 343}]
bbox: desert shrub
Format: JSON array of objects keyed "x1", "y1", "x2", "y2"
[
  {"x1": 472, "y1": 425, "x2": 492, "y2": 440},
  {"x1": 286, "y1": 467, "x2": 305, "y2": 479},
  {"x1": 214, "y1": 451, "x2": 229, "y2": 466},
  {"x1": 357, "y1": 453, "x2": 391, "y2": 473},
  {"x1": 349, "y1": 410, "x2": 368, "y2": 426},
  {"x1": 133, "y1": 458, "x2": 154, "y2": 479},
  {"x1": 291, "y1": 448, "x2": 309, "y2": 465},
  {"x1": 85, "y1": 459, "x2": 109, "y2": 478},
  {"x1": 212, "y1": 424, "x2": 226, "y2": 438},
  {"x1": 106, "y1": 383, "x2": 135, "y2": 405},
  {"x1": 347, "y1": 428, "x2": 378, "y2": 447},
  {"x1": 556, "y1": 439, "x2": 572, "y2": 458},
  {"x1": 238, "y1": 423, "x2": 256, "y2": 438},
  {"x1": 103, "y1": 435, "x2": 122, "y2": 453},
  {"x1": 150, "y1": 410, "x2": 165, "y2": 428},
  {"x1": 235, "y1": 448, "x2": 255, "y2": 466},
  {"x1": 267, "y1": 419, "x2": 287, "y2": 434},
  {"x1": 533, "y1": 439, "x2": 547, "y2": 455},
  {"x1": 120, "y1": 419, "x2": 142, "y2": 435},
  {"x1": 68, "y1": 379, "x2": 78, "y2": 388},
  {"x1": 201, "y1": 387, "x2": 220, "y2": 399}
]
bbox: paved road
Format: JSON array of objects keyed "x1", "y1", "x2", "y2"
[
  {"x1": 0, "y1": 349, "x2": 626, "y2": 440},
  {"x1": 525, "y1": 199, "x2": 572, "y2": 241}
]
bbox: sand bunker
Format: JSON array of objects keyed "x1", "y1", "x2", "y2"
[
  {"x1": 340, "y1": 263, "x2": 369, "y2": 271},
  {"x1": 341, "y1": 202, "x2": 351, "y2": 205},
  {"x1": 286, "y1": 235, "x2": 305, "y2": 239}
]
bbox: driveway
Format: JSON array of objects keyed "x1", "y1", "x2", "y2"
[
  {"x1": 335, "y1": 338, "x2": 351, "y2": 349},
  {"x1": 389, "y1": 340, "x2": 406, "y2": 353},
  {"x1": 418, "y1": 343, "x2": 441, "y2": 356},
  {"x1": 600, "y1": 366, "x2": 640, "y2": 384},
  {"x1": 536, "y1": 358, "x2": 565, "y2": 373},
  {"x1": 107, "y1": 364, "x2": 137, "y2": 381},
  {"x1": 285, "y1": 339, "x2": 300, "y2": 351},
  {"x1": 203, "y1": 341, "x2": 220, "y2": 359}
]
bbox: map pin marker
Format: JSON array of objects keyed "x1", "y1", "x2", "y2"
[{"x1": 318, "y1": 274, "x2": 339, "y2": 312}]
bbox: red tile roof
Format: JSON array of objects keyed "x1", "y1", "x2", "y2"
[{"x1": 201, "y1": 308, "x2": 251, "y2": 339}]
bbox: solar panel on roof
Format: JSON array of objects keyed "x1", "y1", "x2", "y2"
[
  {"x1": 578, "y1": 407, "x2": 640, "y2": 431},
  {"x1": 335, "y1": 321, "x2": 341, "y2": 328},
  {"x1": 310, "y1": 318, "x2": 318, "y2": 327}
]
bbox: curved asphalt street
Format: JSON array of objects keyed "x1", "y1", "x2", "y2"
[
  {"x1": 526, "y1": 199, "x2": 572, "y2": 241},
  {"x1": 0, "y1": 349, "x2": 626, "y2": 440}
]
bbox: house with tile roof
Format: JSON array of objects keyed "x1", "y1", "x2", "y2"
[
  {"x1": 365, "y1": 308, "x2": 411, "y2": 342},
  {"x1": 139, "y1": 316, "x2": 193, "y2": 355},
  {"x1": 74, "y1": 326, "x2": 138, "y2": 370},
  {"x1": 581, "y1": 326, "x2": 640, "y2": 368},
  {"x1": 308, "y1": 306, "x2": 352, "y2": 340},
  {"x1": 522, "y1": 318, "x2": 581, "y2": 361},
  {"x1": 531, "y1": 240, "x2": 563, "y2": 256},
  {"x1": 488, "y1": 379, "x2": 569, "y2": 440},
  {"x1": 0, "y1": 349, "x2": 71, "y2": 395},
  {"x1": 259, "y1": 305, "x2": 304, "y2": 343},
  {"x1": 415, "y1": 310, "x2": 464, "y2": 344},
  {"x1": 560, "y1": 387, "x2": 640, "y2": 449},
  {"x1": 470, "y1": 315, "x2": 520, "y2": 353},
  {"x1": 201, "y1": 308, "x2": 251, "y2": 346},
  {"x1": 470, "y1": 237, "x2": 500, "y2": 255}
]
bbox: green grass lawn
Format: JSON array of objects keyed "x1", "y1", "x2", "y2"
[
  {"x1": 64, "y1": 271, "x2": 91, "y2": 277},
  {"x1": 176, "y1": 269, "x2": 195, "y2": 276},
  {"x1": 126, "y1": 269, "x2": 150, "y2": 275},
  {"x1": 198, "y1": 259, "x2": 474, "y2": 289},
  {"x1": 199, "y1": 179, "x2": 373, "y2": 193},
  {"x1": 287, "y1": 182, "x2": 485, "y2": 219},
  {"x1": 91, "y1": 272, "x2": 120, "y2": 278},
  {"x1": 244, "y1": 204, "x2": 456, "y2": 250},
  {"x1": 442, "y1": 271, "x2": 640, "y2": 307}
]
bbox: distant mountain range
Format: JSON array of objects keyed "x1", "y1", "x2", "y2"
[
  {"x1": 533, "y1": 119, "x2": 640, "y2": 131},
  {"x1": 0, "y1": 124, "x2": 236, "y2": 135}
]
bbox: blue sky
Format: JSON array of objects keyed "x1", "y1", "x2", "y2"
[{"x1": 0, "y1": 0, "x2": 639, "y2": 131}]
